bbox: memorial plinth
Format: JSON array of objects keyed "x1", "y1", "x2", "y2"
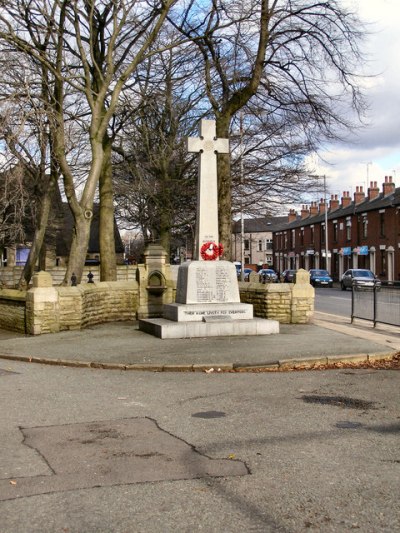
[
  {"x1": 139, "y1": 261, "x2": 279, "y2": 339},
  {"x1": 138, "y1": 118, "x2": 279, "y2": 339}
]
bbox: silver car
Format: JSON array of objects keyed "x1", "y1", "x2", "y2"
[
  {"x1": 258, "y1": 269, "x2": 278, "y2": 283},
  {"x1": 340, "y1": 269, "x2": 381, "y2": 290}
]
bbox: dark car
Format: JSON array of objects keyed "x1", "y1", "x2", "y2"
[
  {"x1": 309, "y1": 269, "x2": 333, "y2": 288},
  {"x1": 340, "y1": 269, "x2": 381, "y2": 290},
  {"x1": 280, "y1": 269, "x2": 297, "y2": 283},
  {"x1": 258, "y1": 268, "x2": 278, "y2": 283}
]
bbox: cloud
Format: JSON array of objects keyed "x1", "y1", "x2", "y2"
[{"x1": 309, "y1": 0, "x2": 400, "y2": 196}]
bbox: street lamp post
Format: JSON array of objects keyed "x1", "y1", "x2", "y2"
[
  {"x1": 309, "y1": 174, "x2": 329, "y2": 272},
  {"x1": 240, "y1": 112, "x2": 245, "y2": 281},
  {"x1": 323, "y1": 174, "x2": 329, "y2": 272}
]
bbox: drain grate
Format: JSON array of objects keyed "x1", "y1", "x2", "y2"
[
  {"x1": 192, "y1": 411, "x2": 226, "y2": 419},
  {"x1": 300, "y1": 395, "x2": 376, "y2": 410},
  {"x1": 336, "y1": 421, "x2": 363, "y2": 429}
]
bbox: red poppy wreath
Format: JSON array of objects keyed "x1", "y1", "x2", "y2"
[{"x1": 200, "y1": 241, "x2": 224, "y2": 261}]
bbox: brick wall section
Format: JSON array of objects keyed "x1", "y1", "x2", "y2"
[
  {"x1": 24, "y1": 272, "x2": 140, "y2": 335},
  {"x1": 239, "y1": 269, "x2": 314, "y2": 323},
  {"x1": 54, "y1": 282, "x2": 139, "y2": 332},
  {"x1": 57, "y1": 287, "x2": 83, "y2": 331},
  {"x1": 0, "y1": 290, "x2": 26, "y2": 333},
  {"x1": 80, "y1": 282, "x2": 139, "y2": 329}
]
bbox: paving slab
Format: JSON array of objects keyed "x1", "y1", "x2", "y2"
[{"x1": 0, "y1": 417, "x2": 248, "y2": 501}]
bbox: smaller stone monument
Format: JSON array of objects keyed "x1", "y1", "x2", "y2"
[{"x1": 139, "y1": 119, "x2": 279, "y2": 339}]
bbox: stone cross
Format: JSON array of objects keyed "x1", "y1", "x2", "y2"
[{"x1": 187, "y1": 119, "x2": 229, "y2": 260}]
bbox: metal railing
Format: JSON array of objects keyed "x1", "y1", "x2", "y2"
[{"x1": 351, "y1": 282, "x2": 400, "y2": 327}]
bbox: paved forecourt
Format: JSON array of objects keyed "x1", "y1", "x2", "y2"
[{"x1": 0, "y1": 316, "x2": 398, "y2": 370}]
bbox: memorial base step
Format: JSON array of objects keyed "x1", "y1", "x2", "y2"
[
  {"x1": 138, "y1": 317, "x2": 279, "y2": 339},
  {"x1": 163, "y1": 302, "x2": 253, "y2": 322}
]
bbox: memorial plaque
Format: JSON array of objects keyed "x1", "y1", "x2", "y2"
[{"x1": 175, "y1": 261, "x2": 240, "y2": 304}]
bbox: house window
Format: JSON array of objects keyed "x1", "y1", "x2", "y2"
[
  {"x1": 362, "y1": 217, "x2": 368, "y2": 239},
  {"x1": 265, "y1": 238, "x2": 273, "y2": 250},
  {"x1": 300, "y1": 228, "x2": 304, "y2": 245},
  {"x1": 380, "y1": 212, "x2": 385, "y2": 237},
  {"x1": 244, "y1": 239, "x2": 250, "y2": 251},
  {"x1": 257, "y1": 240, "x2": 263, "y2": 252},
  {"x1": 333, "y1": 223, "x2": 338, "y2": 242},
  {"x1": 291, "y1": 229, "x2": 295, "y2": 248},
  {"x1": 321, "y1": 224, "x2": 325, "y2": 245},
  {"x1": 346, "y1": 219, "x2": 351, "y2": 241},
  {"x1": 310, "y1": 227, "x2": 314, "y2": 244}
]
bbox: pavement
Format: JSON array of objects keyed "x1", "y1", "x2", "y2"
[
  {"x1": 1, "y1": 311, "x2": 400, "y2": 532},
  {"x1": 0, "y1": 312, "x2": 398, "y2": 371}
]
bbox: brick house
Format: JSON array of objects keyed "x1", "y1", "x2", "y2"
[
  {"x1": 273, "y1": 177, "x2": 400, "y2": 281},
  {"x1": 231, "y1": 216, "x2": 287, "y2": 267}
]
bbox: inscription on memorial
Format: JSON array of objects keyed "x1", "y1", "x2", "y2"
[
  {"x1": 216, "y1": 265, "x2": 229, "y2": 301},
  {"x1": 196, "y1": 267, "x2": 213, "y2": 302}
]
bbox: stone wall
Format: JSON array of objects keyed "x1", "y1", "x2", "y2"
[
  {"x1": 23, "y1": 272, "x2": 139, "y2": 335},
  {"x1": 0, "y1": 289, "x2": 26, "y2": 333},
  {"x1": 0, "y1": 265, "x2": 137, "y2": 288},
  {"x1": 0, "y1": 268, "x2": 313, "y2": 335},
  {"x1": 239, "y1": 269, "x2": 314, "y2": 324}
]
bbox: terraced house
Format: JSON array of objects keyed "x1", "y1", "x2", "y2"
[{"x1": 273, "y1": 177, "x2": 400, "y2": 282}]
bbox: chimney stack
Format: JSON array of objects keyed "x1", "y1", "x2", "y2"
[
  {"x1": 318, "y1": 198, "x2": 326, "y2": 214},
  {"x1": 382, "y1": 175, "x2": 395, "y2": 196},
  {"x1": 309, "y1": 201, "x2": 318, "y2": 216},
  {"x1": 354, "y1": 185, "x2": 365, "y2": 205},
  {"x1": 329, "y1": 194, "x2": 339, "y2": 211},
  {"x1": 368, "y1": 181, "x2": 379, "y2": 201},
  {"x1": 301, "y1": 205, "x2": 310, "y2": 219},
  {"x1": 341, "y1": 191, "x2": 352, "y2": 208},
  {"x1": 288, "y1": 208, "x2": 297, "y2": 223}
]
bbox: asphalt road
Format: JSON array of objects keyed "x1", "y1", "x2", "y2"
[
  {"x1": 1, "y1": 359, "x2": 399, "y2": 533},
  {"x1": 314, "y1": 287, "x2": 352, "y2": 317}
]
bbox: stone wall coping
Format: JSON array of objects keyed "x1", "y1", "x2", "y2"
[
  {"x1": 56, "y1": 280, "x2": 138, "y2": 294},
  {"x1": 0, "y1": 289, "x2": 27, "y2": 302}
]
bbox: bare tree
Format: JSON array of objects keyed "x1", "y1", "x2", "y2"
[
  {"x1": 112, "y1": 43, "x2": 201, "y2": 255},
  {"x1": 0, "y1": 0, "x2": 179, "y2": 284},
  {"x1": 0, "y1": 51, "x2": 63, "y2": 287},
  {"x1": 176, "y1": 0, "x2": 367, "y2": 258}
]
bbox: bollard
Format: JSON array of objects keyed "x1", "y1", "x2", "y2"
[
  {"x1": 71, "y1": 273, "x2": 77, "y2": 286},
  {"x1": 87, "y1": 271, "x2": 94, "y2": 283}
]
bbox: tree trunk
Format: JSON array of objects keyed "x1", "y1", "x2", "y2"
[
  {"x1": 99, "y1": 134, "x2": 117, "y2": 281},
  {"x1": 64, "y1": 214, "x2": 92, "y2": 285},
  {"x1": 216, "y1": 117, "x2": 232, "y2": 260},
  {"x1": 18, "y1": 172, "x2": 57, "y2": 289}
]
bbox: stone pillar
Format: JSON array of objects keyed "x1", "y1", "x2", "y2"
[
  {"x1": 290, "y1": 269, "x2": 314, "y2": 324},
  {"x1": 136, "y1": 244, "x2": 174, "y2": 319},
  {"x1": 26, "y1": 271, "x2": 60, "y2": 335}
]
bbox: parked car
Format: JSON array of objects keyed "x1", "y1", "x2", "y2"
[
  {"x1": 280, "y1": 269, "x2": 297, "y2": 283},
  {"x1": 243, "y1": 268, "x2": 255, "y2": 281},
  {"x1": 340, "y1": 269, "x2": 381, "y2": 290},
  {"x1": 309, "y1": 269, "x2": 333, "y2": 288},
  {"x1": 258, "y1": 268, "x2": 278, "y2": 283}
]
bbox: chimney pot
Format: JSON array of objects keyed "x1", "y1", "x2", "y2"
[{"x1": 382, "y1": 175, "x2": 395, "y2": 196}]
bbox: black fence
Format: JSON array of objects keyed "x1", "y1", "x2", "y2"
[{"x1": 351, "y1": 282, "x2": 400, "y2": 327}]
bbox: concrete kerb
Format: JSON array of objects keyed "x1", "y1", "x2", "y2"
[{"x1": 0, "y1": 351, "x2": 398, "y2": 372}]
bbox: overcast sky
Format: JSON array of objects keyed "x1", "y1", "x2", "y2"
[{"x1": 307, "y1": 0, "x2": 400, "y2": 200}]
